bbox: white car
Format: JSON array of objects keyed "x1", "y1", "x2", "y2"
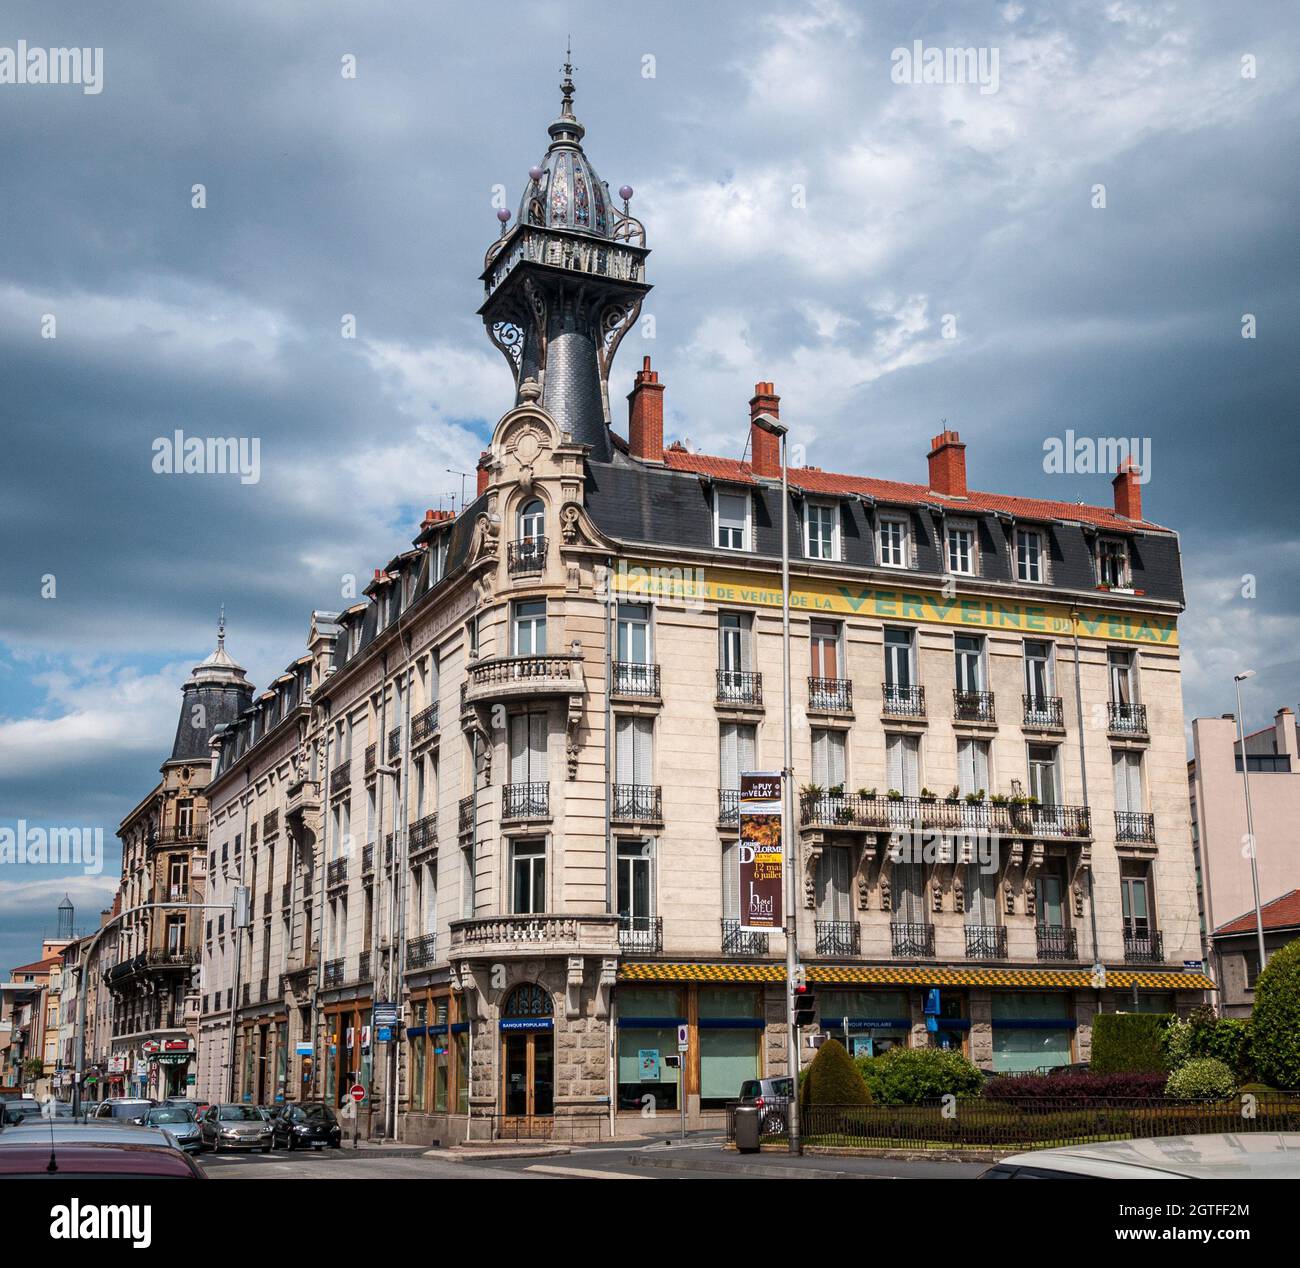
[{"x1": 982, "y1": 1132, "x2": 1300, "y2": 1179}]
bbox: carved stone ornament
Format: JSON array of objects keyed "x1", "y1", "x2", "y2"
[{"x1": 565, "y1": 956, "x2": 585, "y2": 1020}]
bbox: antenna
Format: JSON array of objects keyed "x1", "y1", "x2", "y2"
[{"x1": 446, "y1": 468, "x2": 468, "y2": 509}]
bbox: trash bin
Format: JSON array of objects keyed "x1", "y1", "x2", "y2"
[{"x1": 734, "y1": 1105, "x2": 761, "y2": 1153}]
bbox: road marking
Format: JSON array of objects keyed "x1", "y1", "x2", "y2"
[{"x1": 523, "y1": 1163, "x2": 644, "y2": 1180}]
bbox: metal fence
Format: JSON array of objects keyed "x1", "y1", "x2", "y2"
[{"x1": 726, "y1": 1096, "x2": 1300, "y2": 1151}]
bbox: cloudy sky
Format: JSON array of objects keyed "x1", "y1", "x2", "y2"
[{"x1": 1, "y1": 0, "x2": 1297, "y2": 968}]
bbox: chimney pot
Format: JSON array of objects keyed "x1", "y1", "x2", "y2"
[
  {"x1": 749, "y1": 382, "x2": 781, "y2": 478},
  {"x1": 927, "y1": 429, "x2": 967, "y2": 497},
  {"x1": 628, "y1": 356, "x2": 666, "y2": 462},
  {"x1": 1112, "y1": 456, "x2": 1143, "y2": 521},
  {"x1": 476, "y1": 450, "x2": 491, "y2": 498}
]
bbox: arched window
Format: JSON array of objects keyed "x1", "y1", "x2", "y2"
[
  {"x1": 501, "y1": 983, "x2": 552, "y2": 1018},
  {"x1": 518, "y1": 499, "x2": 544, "y2": 543}
]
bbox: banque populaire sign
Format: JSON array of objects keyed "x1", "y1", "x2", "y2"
[{"x1": 613, "y1": 561, "x2": 1178, "y2": 648}]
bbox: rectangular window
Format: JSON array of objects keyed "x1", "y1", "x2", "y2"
[
  {"x1": 990, "y1": 992, "x2": 1072, "y2": 1073},
  {"x1": 617, "y1": 603, "x2": 651, "y2": 663},
  {"x1": 721, "y1": 839, "x2": 739, "y2": 924},
  {"x1": 512, "y1": 600, "x2": 546, "y2": 655},
  {"x1": 1015, "y1": 529, "x2": 1043, "y2": 583},
  {"x1": 946, "y1": 525, "x2": 975, "y2": 575},
  {"x1": 1024, "y1": 640, "x2": 1053, "y2": 703},
  {"x1": 715, "y1": 491, "x2": 750, "y2": 551},
  {"x1": 811, "y1": 728, "x2": 847, "y2": 789},
  {"x1": 719, "y1": 722, "x2": 757, "y2": 789},
  {"x1": 956, "y1": 739, "x2": 990, "y2": 797},
  {"x1": 718, "y1": 611, "x2": 752, "y2": 673},
  {"x1": 809, "y1": 620, "x2": 839, "y2": 679},
  {"x1": 1097, "y1": 537, "x2": 1130, "y2": 588},
  {"x1": 1120, "y1": 863, "x2": 1152, "y2": 936},
  {"x1": 617, "y1": 839, "x2": 654, "y2": 927},
  {"x1": 815, "y1": 846, "x2": 853, "y2": 921},
  {"x1": 1027, "y1": 744, "x2": 1061, "y2": 807},
  {"x1": 1112, "y1": 749, "x2": 1144, "y2": 812},
  {"x1": 891, "y1": 861, "x2": 926, "y2": 923},
  {"x1": 1108, "y1": 648, "x2": 1135, "y2": 704},
  {"x1": 1036, "y1": 866, "x2": 1067, "y2": 929},
  {"x1": 878, "y1": 515, "x2": 909, "y2": 568},
  {"x1": 511, "y1": 839, "x2": 546, "y2": 914},
  {"x1": 885, "y1": 733, "x2": 920, "y2": 796},
  {"x1": 805, "y1": 502, "x2": 838, "y2": 561},
  {"x1": 509, "y1": 712, "x2": 548, "y2": 784},
  {"x1": 615, "y1": 715, "x2": 654, "y2": 786},
  {"x1": 460, "y1": 844, "x2": 474, "y2": 920},
  {"x1": 883, "y1": 627, "x2": 913, "y2": 689},
  {"x1": 954, "y1": 635, "x2": 984, "y2": 694},
  {"x1": 965, "y1": 863, "x2": 998, "y2": 926}
]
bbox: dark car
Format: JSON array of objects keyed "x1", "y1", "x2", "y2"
[
  {"x1": 272, "y1": 1103, "x2": 343, "y2": 1151},
  {"x1": 1, "y1": 1099, "x2": 73, "y2": 1126},
  {"x1": 0, "y1": 1122, "x2": 204, "y2": 1178},
  {"x1": 92, "y1": 1098, "x2": 154, "y2": 1125}
]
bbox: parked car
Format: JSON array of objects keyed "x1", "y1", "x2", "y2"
[
  {"x1": 0, "y1": 1121, "x2": 204, "y2": 1178},
  {"x1": 738, "y1": 1077, "x2": 795, "y2": 1136},
  {"x1": 199, "y1": 1103, "x2": 274, "y2": 1153},
  {"x1": 145, "y1": 1104, "x2": 202, "y2": 1153},
  {"x1": 981, "y1": 1132, "x2": 1300, "y2": 1179},
  {"x1": 272, "y1": 1103, "x2": 343, "y2": 1151},
  {"x1": 92, "y1": 1098, "x2": 155, "y2": 1125}
]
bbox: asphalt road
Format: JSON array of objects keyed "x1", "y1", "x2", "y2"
[{"x1": 199, "y1": 1138, "x2": 986, "y2": 1180}]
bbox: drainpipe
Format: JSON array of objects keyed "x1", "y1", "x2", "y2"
[{"x1": 225, "y1": 772, "x2": 252, "y2": 1101}]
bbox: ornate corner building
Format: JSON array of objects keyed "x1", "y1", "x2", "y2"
[{"x1": 193, "y1": 65, "x2": 1210, "y2": 1139}]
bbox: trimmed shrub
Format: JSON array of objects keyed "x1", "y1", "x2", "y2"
[
  {"x1": 854, "y1": 1046, "x2": 983, "y2": 1106},
  {"x1": 1164, "y1": 1006, "x2": 1255, "y2": 1082},
  {"x1": 1090, "y1": 1012, "x2": 1171, "y2": 1073},
  {"x1": 983, "y1": 1070, "x2": 1166, "y2": 1103},
  {"x1": 1165, "y1": 1057, "x2": 1236, "y2": 1100},
  {"x1": 800, "y1": 1038, "x2": 871, "y2": 1109},
  {"x1": 1250, "y1": 940, "x2": 1300, "y2": 1090}
]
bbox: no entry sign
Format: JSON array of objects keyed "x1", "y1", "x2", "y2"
[{"x1": 349, "y1": 1083, "x2": 366, "y2": 1102}]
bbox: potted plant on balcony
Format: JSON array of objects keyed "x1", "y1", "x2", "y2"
[
  {"x1": 919, "y1": 787, "x2": 937, "y2": 804},
  {"x1": 990, "y1": 793, "x2": 1009, "y2": 807},
  {"x1": 886, "y1": 788, "x2": 904, "y2": 801},
  {"x1": 800, "y1": 783, "x2": 825, "y2": 800},
  {"x1": 857, "y1": 787, "x2": 877, "y2": 800},
  {"x1": 964, "y1": 790, "x2": 986, "y2": 804},
  {"x1": 945, "y1": 786, "x2": 961, "y2": 804}
]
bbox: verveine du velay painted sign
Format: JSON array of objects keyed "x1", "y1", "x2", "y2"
[{"x1": 615, "y1": 561, "x2": 1178, "y2": 647}]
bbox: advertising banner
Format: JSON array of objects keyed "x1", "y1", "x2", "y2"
[{"x1": 739, "y1": 770, "x2": 784, "y2": 933}]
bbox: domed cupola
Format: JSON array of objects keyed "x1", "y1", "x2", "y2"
[
  {"x1": 480, "y1": 51, "x2": 650, "y2": 462},
  {"x1": 518, "y1": 65, "x2": 613, "y2": 238}
]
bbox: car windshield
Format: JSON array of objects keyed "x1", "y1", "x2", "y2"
[
  {"x1": 148, "y1": 1108, "x2": 194, "y2": 1124},
  {"x1": 218, "y1": 1106, "x2": 264, "y2": 1121},
  {"x1": 302, "y1": 1106, "x2": 337, "y2": 1124},
  {"x1": 110, "y1": 1103, "x2": 150, "y2": 1117}
]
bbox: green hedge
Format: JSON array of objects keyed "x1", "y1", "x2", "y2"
[
  {"x1": 854, "y1": 1046, "x2": 984, "y2": 1105},
  {"x1": 1251, "y1": 940, "x2": 1300, "y2": 1090},
  {"x1": 1090, "y1": 1012, "x2": 1172, "y2": 1073},
  {"x1": 800, "y1": 1038, "x2": 871, "y2": 1109}
]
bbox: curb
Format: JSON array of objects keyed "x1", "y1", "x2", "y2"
[{"x1": 437, "y1": 1144, "x2": 573, "y2": 1161}]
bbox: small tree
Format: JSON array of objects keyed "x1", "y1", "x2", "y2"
[
  {"x1": 799, "y1": 1038, "x2": 871, "y2": 1109},
  {"x1": 21, "y1": 1057, "x2": 45, "y2": 1083},
  {"x1": 1250, "y1": 939, "x2": 1300, "y2": 1090}
]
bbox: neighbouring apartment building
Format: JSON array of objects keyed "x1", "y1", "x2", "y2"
[
  {"x1": 194, "y1": 65, "x2": 1210, "y2": 1139},
  {"x1": 1189, "y1": 705, "x2": 1300, "y2": 984},
  {"x1": 107, "y1": 622, "x2": 252, "y2": 1099}
]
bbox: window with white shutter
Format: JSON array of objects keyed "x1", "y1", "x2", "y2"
[
  {"x1": 1112, "y1": 750, "x2": 1144, "y2": 812},
  {"x1": 885, "y1": 733, "x2": 920, "y2": 795},
  {"x1": 715, "y1": 491, "x2": 750, "y2": 550},
  {"x1": 616, "y1": 716, "x2": 654, "y2": 785},
  {"x1": 510, "y1": 713, "x2": 547, "y2": 783},
  {"x1": 966, "y1": 864, "x2": 998, "y2": 925},
  {"x1": 811, "y1": 728, "x2": 846, "y2": 789}
]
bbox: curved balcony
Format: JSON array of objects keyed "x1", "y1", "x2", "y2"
[
  {"x1": 462, "y1": 653, "x2": 584, "y2": 708},
  {"x1": 798, "y1": 792, "x2": 1092, "y2": 841},
  {"x1": 507, "y1": 536, "x2": 547, "y2": 575},
  {"x1": 448, "y1": 912, "x2": 620, "y2": 961}
]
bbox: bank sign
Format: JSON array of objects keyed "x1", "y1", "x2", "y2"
[
  {"x1": 739, "y1": 771, "x2": 784, "y2": 933},
  {"x1": 614, "y1": 561, "x2": 1178, "y2": 647}
]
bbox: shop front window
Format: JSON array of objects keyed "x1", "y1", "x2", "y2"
[
  {"x1": 817, "y1": 990, "x2": 910, "y2": 1057},
  {"x1": 990, "y1": 992, "x2": 1073, "y2": 1072},
  {"x1": 433, "y1": 999, "x2": 450, "y2": 1112},
  {"x1": 698, "y1": 988, "x2": 761, "y2": 1109},
  {"x1": 616, "y1": 987, "x2": 681, "y2": 1113}
]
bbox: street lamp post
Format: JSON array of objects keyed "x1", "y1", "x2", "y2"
[
  {"x1": 753, "y1": 410, "x2": 801, "y2": 1156},
  {"x1": 1232, "y1": 671, "x2": 1268, "y2": 970}
]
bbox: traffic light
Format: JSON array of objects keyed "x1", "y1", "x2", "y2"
[{"x1": 791, "y1": 982, "x2": 817, "y2": 1029}]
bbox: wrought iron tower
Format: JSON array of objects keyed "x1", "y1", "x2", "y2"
[{"x1": 479, "y1": 54, "x2": 650, "y2": 461}]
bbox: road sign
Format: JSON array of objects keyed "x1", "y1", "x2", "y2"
[
  {"x1": 1183, "y1": 960, "x2": 1204, "y2": 972},
  {"x1": 677, "y1": 1023, "x2": 688, "y2": 1052},
  {"x1": 349, "y1": 1083, "x2": 366, "y2": 1102},
  {"x1": 295, "y1": 1042, "x2": 312, "y2": 1056}
]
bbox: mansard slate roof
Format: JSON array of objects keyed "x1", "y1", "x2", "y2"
[{"x1": 582, "y1": 454, "x2": 1185, "y2": 607}]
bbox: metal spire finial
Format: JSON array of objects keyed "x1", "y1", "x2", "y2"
[
  {"x1": 217, "y1": 603, "x2": 226, "y2": 651},
  {"x1": 560, "y1": 37, "x2": 576, "y2": 119}
]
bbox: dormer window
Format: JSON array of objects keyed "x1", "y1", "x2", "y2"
[
  {"x1": 946, "y1": 523, "x2": 977, "y2": 576},
  {"x1": 1015, "y1": 528, "x2": 1044, "y2": 583},
  {"x1": 877, "y1": 514, "x2": 910, "y2": 568},
  {"x1": 715, "y1": 490, "x2": 751, "y2": 551},
  {"x1": 1097, "y1": 537, "x2": 1130, "y2": 588},
  {"x1": 804, "y1": 501, "x2": 839, "y2": 561}
]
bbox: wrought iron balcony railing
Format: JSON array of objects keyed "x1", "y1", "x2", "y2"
[
  {"x1": 808, "y1": 677, "x2": 852, "y2": 712},
  {"x1": 280, "y1": 882, "x2": 291, "y2": 912},
  {"x1": 365, "y1": 742, "x2": 377, "y2": 776},
  {"x1": 323, "y1": 959, "x2": 344, "y2": 989},
  {"x1": 1023, "y1": 694, "x2": 1064, "y2": 729},
  {"x1": 618, "y1": 915, "x2": 663, "y2": 954},
  {"x1": 612, "y1": 660, "x2": 661, "y2": 698},
  {"x1": 507, "y1": 536, "x2": 547, "y2": 574},
  {"x1": 964, "y1": 924, "x2": 1008, "y2": 960},
  {"x1": 716, "y1": 669, "x2": 762, "y2": 706},
  {"x1": 882, "y1": 682, "x2": 926, "y2": 718},
  {"x1": 326, "y1": 858, "x2": 347, "y2": 889},
  {"x1": 409, "y1": 811, "x2": 438, "y2": 854},
  {"x1": 361, "y1": 844, "x2": 374, "y2": 875},
  {"x1": 406, "y1": 933, "x2": 438, "y2": 970},
  {"x1": 262, "y1": 809, "x2": 280, "y2": 838},
  {"x1": 612, "y1": 783, "x2": 663, "y2": 822},
  {"x1": 1124, "y1": 928, "x2": 1164, "y2": 963},
  {"x1": 954, "y1": 689, "x2": 996, "y2": 724},
  {"x1": 1115, "y1": 810, "x2": 1156, "y2": 843},
  {"x1": 797, "y1": 793, "x2": 1091, "y2": 839},
  {"x1": 891, "y1": 922, "x2": 935, "y2": 958},
  {"x1": 411, "y1": 702, "x2": 439, "y2": 746},
  {"x1": 458, "y1": 794, "x2": 475, "y2": 836},
  {"x1": 1108, "y1": 701, "x2": 1148, "y2": 735},
  {"x1": 815, "y1": 920, "x2": 860, "y2": 956},
  {"x1": 329, "y1": 758, "x2": 352, "y2": 791},
  {"x1": 502, "y1": 782, "x2": 549, "y2": 820},
  {"x1": 388, "y1": 727, "x2": 401, "y2": 762},
  {"x1": 358, "y1": 951, "x2": 371, "y2": 981},
  {"x1": 1036, "y1": 925, "x2": 1079, "y2": 961},
  {"x1": 721, "y1": 919, "x2": 769, "y2": 957}
]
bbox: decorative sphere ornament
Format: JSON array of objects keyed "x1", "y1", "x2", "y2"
[
  {"x1": 619, "y1": 185, "x2": 634, "y2": 201},
  {"x1": 496, "y1": 208, "x2": 511, "y2": 224},
  {"x1": 528, "y1": 165, "x2": 544, "y2": 182}
]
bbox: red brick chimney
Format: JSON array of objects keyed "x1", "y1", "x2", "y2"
[
  {"x1": 927, "y1": 429, "x2": 967, "y2": 497},
  {"x1": 749, "y1": 381, "x2": 781, "y2": 478},
  {"x1": 1112, "y1": 456, "x2": 1142, "y2": 521},
  {"x1": 476, "y1": 450, "x2": 491, "y2": 498},
  {"x1": 627, "y1": 356, "x2": 665, "y2": 462}
]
